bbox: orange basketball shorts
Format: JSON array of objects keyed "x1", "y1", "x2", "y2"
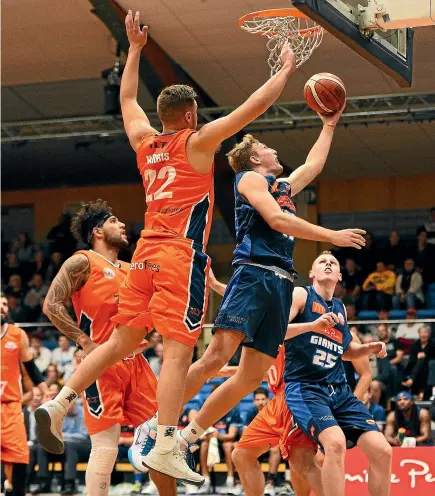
[
  {"x1": 0, "y1": 401, "x2": 29, "y2": 464},
  {"x1": 82, "y1": 354, "x2": 157, "y2": 436},
  {"x1": 237, "y1": 392, "x2": 316, "y2": 459},
  {"x1": 112, "y1": 237, "x2": 211, "y2": 348}
]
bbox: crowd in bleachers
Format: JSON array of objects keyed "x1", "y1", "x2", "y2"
[{"x1": 3, "y1": 209, "x2": 435, "y2": 495}]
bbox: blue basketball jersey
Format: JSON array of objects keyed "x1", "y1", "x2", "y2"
[
  {"x1": 232, "y1": 172, "x2": 297, "y2": 275},
  {"x1": 284, "y1": 286, "x2": 352, "y2": 384}
]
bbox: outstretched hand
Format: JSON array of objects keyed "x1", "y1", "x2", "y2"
[
  {"x1": 318, "y1": 102, "x2": 346, "y2": 128},
  {"x1": 368, "y1": 341, "x2": 387, "y2": 358},
  {"x1": 125, "y1": 10, "x2": 148, "y2": 48},
  {"x1": 279, "y1": 42, "x2": 296, "y2": 75},
  {"x1": 331, "y1": 229, "x2": 366, "y2": 249}
]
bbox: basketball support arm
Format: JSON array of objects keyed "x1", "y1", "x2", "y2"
[{"x1": 359, "y1": 0, "x2": 435, "y2": 30}]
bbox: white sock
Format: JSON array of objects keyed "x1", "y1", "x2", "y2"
[
  {"x1": 181, "y1": 420, "x2": 205, "y2": 445},
  {"x1": 155, "y1": 425, "x2": 177, "y2": 453},
  {"x1": 55, "y1": 386, "x2": 78, "y2": 411},
  {"x1": 227, "y1": 475, "x2": 234, "y2": 486},
  {"x1": 148, "y1": 412, "x2": 158, "y2": 429}
]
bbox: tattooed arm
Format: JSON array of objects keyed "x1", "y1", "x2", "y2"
[{"x1": 43, "y1": 253, "x2": 95, "y2": 354}]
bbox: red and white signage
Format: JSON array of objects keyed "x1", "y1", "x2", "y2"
[{"x1": 310, "y1": 447, "x2": 435, "y2": 495}]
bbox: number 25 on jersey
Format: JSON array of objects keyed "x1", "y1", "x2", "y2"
[{"x1": 144, "y1": 166, "x2": 176, "y2": 203}]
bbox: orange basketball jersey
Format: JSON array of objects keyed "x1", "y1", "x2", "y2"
[
  {"x1": 266, "y1": 345, "x2": 285, "y2": 395},
  {"x1": 71, "y1": 250, "x2": 129, "y2": 345},
  {"x1": 1, "y1": 324, "x2": 22, "y2": 402},
  {"x1": 137, "y1": 129, "x2": 214, "y2": 248}
]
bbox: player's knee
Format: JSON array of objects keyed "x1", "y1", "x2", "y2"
[
  {"x1": 232, "y1": 447, "x2": 245, "y2": 466},
  {"x1": 324, "y1": 436, "x2": 346, "y2": 457},
  {"x1": 375, "y1": 441, "x2": 392, "y2": 464}
]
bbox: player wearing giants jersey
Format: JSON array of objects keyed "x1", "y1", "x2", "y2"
[
  {"x1": 283, "y1": 252, "x2": 392, "y2": 496},
  {"x1": 37, "y1": 9, "x2": 302, "y2": 486}
]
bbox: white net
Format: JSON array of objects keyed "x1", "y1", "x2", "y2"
[{"x1": 240, "y1": 13, "x2": 324, "y2": 76}]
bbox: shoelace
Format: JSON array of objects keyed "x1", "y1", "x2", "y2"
[{"x1": 140, "y1": 429, "x2": 156, "y2": 456}]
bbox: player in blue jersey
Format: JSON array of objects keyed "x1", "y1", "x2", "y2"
[
  {"x1": 284, "y1": 251, "x2": 392, "y2": 496},
  {"x1": 130, "y1": 107, "x2": 367, "y2": 479}
]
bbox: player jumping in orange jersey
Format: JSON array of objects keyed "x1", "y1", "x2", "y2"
[
  {"x1": 36, "y1": 8, "x2": 300, "y2": 486},
  {"x1": 1, "y1": 293, "x2": 48, "y2": 496},
  {"x1": 36, "y1": 200, "x2": 175, "y2": 496}
]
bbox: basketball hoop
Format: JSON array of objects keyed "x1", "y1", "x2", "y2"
[{"x1": 238, "y1": 9, "x2": 324, "y2": 77}]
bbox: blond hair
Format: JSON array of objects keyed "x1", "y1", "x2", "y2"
[
  {"x1": 226, "y1": 134, "x2": 259, "y2": 173},
  {"x1": 157, "y1": 85, "x2": 197, "y2": 122}
]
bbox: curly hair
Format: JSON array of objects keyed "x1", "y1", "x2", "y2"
[
  {"x1": 70, "y1": 199, "x2": 112, "y2": 245},
  {"x1": 226, "y1": 134, "x2": 259, "y2": 173},
  {"x1": 157, "y1": 85, "x2": 197, "y2": 122}
]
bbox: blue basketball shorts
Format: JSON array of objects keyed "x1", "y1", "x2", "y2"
[
  {"x1": 213, "y1": 264, "x2": 293, "y2": 358},
  {"x1": 285, "y1": 381, "x2": 380, "y2": 448}
]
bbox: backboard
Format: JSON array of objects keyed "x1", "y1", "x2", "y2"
[{"x1": 292, "y1": 0, "x2": 414, "y2": 87}]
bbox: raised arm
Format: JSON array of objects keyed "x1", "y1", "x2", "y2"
[
  {"x1": 285, "y1": 108, "x2": 344, "y2": 196},
  {"x1": 188, "y1": 44, "x2": 296, "y2": 161},
  {"x1": 238, "y1": 172, "x2": 366, "y2": 248},
  {"x1": 121, "y1": 11, "x2": 156, "y2": 152},
  {"x1": 43, "y1": 253, "x2": 94, "y2": 354}
]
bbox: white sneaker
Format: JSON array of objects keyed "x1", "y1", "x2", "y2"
[
  {"x1": 197, "y1": 479, "x2": 211, "y2": 494},
  {"x1": 142, "y1": 447, "x2": 204, "y2": 487},
  {"x1": 128, "y1": 422, "x2": 155, "y2": 473},
  {"x1": 185, "y1": 484, "x2": 200, "y2": 495},
  {"x1": 264, "y1": 481, "x2": 276, "y2": 496},
  {"x1": 35, "y1": 400, "x2": 67, "y2": 454},
  {"x1": 227, "y1": 484, "x2": 243, "y2": 495},
  {"x1": 140, "y1": 480, "x2": 158, "y2": 495}
]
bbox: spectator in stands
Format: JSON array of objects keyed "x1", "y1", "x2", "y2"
[
  {"x1": 51, "y1": 335, "x2": 75, "y2": 377},
  {"x1": 199, "y1": 384, "x2": 242, "y2": 494},
  {"x1": 179, "y1": 396, "x2": 201, "y2": 430},
  {"x1": 402, "y1": 326, "x2": 435, "y2": 400},
  {"x1": 27, "y1": 387, "x2": 43, "y2": 486},
  {"x1": 383, "y1": 231, "x2": 406, "y2": 271},
  {"x1": 45, "y1": 364, "x2": 62, "y2": 387},
  {"x1": 372, "y1": 324, "x2": 404, "y2": 399},
  {"x1": 333, "y1": 280, "x2": 353, "y2": 305},
  {"x1": 356, "y1": 232, "x2": 379, "y2": 279},
  {"x1": 392, "y1": 258, "x2": 424, "y2": 310},
  {"x1": 45, "y1": 252, "x2": 63, "y2": 282},
  {"x1": 362, "y1": 334, "x2": 379, "y2": 379},
  {"x1": 244, "y1": 388, "x2": 282, "y2": 494},
  {"x1": 345, "y1": 303, "x2": 359, "y2": 324},
  {"x1": 47, "y1": 381, "x2": 62, "y2": 397},
  {"x1": 46, "y1": 214, "x2": 76, "y2": 257},
  {"x1": 144, "y1": 330, "x2": 162, "y2": 360},
  {"x1": 384, "y1": 391, "x2": 432, "y2": 446},
  {"x1": 341, "y1": 258, "x2": 363, "y2": 304},
  {"x1": 419, "y1": 207, "x2": 435, "y2": 246},
  {"x1": 363, "y1": 384, "x2": 386, "y2": 431},
  {"x1": 33, "y1": 399, "x2": 90, "y2": 495},
  {"x1": 409, "y1": 228, "x2": 435, "y2": 287},
  {"x1": 24, "y1": 274, "x2": 48, "y2": 320},
  {"x1": 362, "y1": 260, "x2": 396, "y2": 310},
  {"x1": 395, "y1": 308, "x2": 423, "y2": 352},
  {"x1": 32, "y1": 250, "x2": 49, "y2": 283},
  {"x1": 148, "y1": 342, "x2": 163, "y2": 378},
  {"x1": 7, "y1": 295, "x2": 28, "y2": 322},
  {"x1": 5, "y1": 274, "x2": 26, "y2": 303},
  {"x1": 13, "y1": 232, "x2": 34, "y2": 263},
  {"x1": 2, "y1": 252, "x2": 22, "y2": 286},
  {"x1": 30, "y1": 334, "x2": 52, "y2": 373}
]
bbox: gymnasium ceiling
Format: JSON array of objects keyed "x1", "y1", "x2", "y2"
[{"x1": 2, "y1": 0, "x2": 435, "y2": 189}]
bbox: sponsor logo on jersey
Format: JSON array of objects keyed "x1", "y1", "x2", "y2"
[
  {"x1": 277, "y1": 195, "x2": 296, "y2": 212},
  {"x1": 366, "y1": 419, "x2": 376, "y2": 425},
  {"x1": 4, "y1": 341, "x2": 18, "y2": 353},
  {"x1": 317, "y1": 327, "x2": 343, "y2": 344},
  {"x1": 103, "y1": 267, "x2": 115, "y2": 279},
  {"x1": 311, "y1": 335, "x2": 344, "y2": 354},
  {"x1": 312, "y1": 302, "x2": 326, "y2": 315},
  {"x1": 227, "y1": 315, "x2": 245, "y2": 324},
  {"x1": 130, "y1": 260, "x2": 160, "y2": 272}
]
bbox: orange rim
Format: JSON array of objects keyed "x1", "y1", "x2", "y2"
[{"x1": 238, "y1": 8, "x2": 323, "y2": 38}]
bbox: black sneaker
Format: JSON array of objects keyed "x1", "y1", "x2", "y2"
[
  {"x1": 61, "y1": 481, "x2": 76, "y2": 495},
  {"x1": 30, "y1": 482, "x2": 51, "y2": 494}
]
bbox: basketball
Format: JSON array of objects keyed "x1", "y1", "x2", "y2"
[{"x1": 304, "y1": 73, "x2": 346, "y2": 114}]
